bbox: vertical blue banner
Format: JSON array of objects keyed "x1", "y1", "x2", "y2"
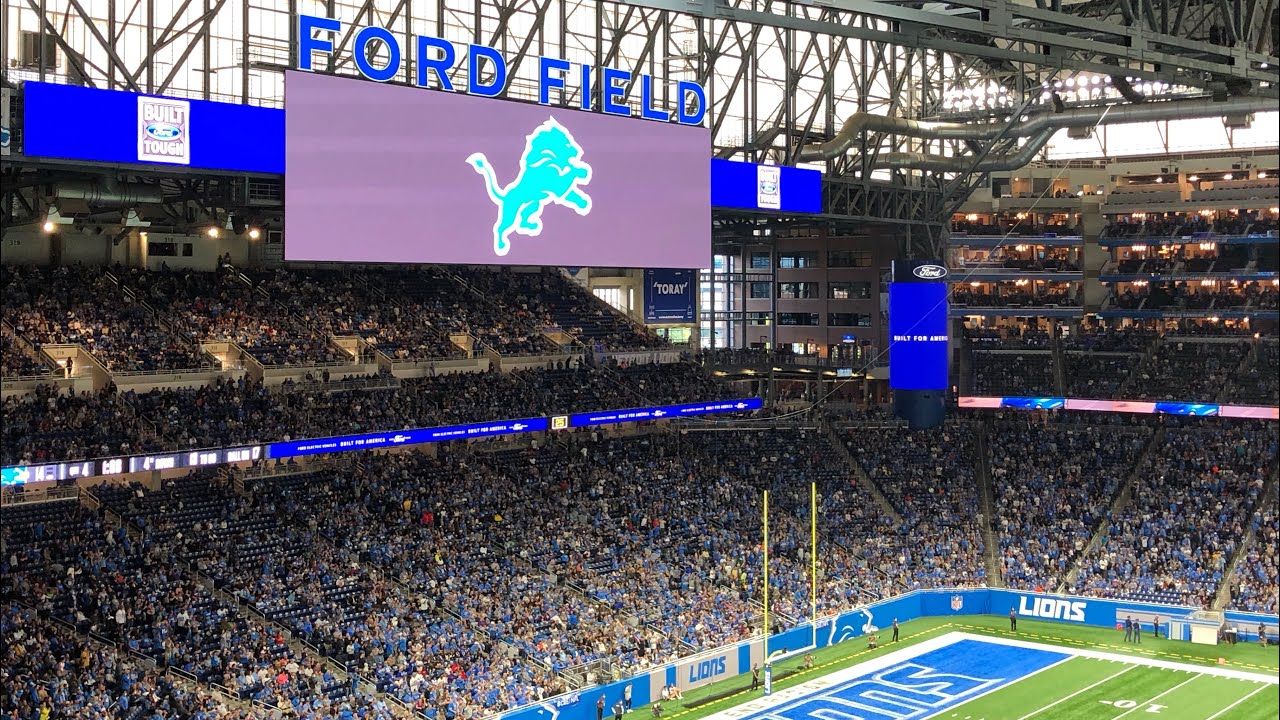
[
  {"x1": 643, "y1": 269, "x2": 696, "y2": 323},
  {"x1": 888, "y1": 282, "x2": 949, "y2": 390},
  {"x1": 888, "y1": 261, "x2": 950, "y2": 392}
]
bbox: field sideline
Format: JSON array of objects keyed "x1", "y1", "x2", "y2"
[
  {"x1": 674, "y1": 632, "x2": 1275, "y2": 720},
  {"x1": 655, "y1": 616, "x2": 1279, "y2": 720}
]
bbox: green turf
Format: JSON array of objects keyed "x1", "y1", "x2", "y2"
[
  {"x1": 946, "y1": 657, "x2": 1278, "y2": 719},
  {"x1": 658, "y1": 615, "x2": 1279, "y2": 720}
]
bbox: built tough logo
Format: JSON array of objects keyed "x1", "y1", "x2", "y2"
[
  {"x1": 137, "y1": 96, "x2": 190, "y2": 165},
  {"x1": 756, "y1": 164, "x2": 781, "y2": 210},
  {"x1": 466, "y1": 117, "x2": 593, "y2": 257}
]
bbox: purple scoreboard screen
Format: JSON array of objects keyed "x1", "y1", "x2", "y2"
[{"x1": 284, "y1": 71, "x2": 711, "y2": 268}]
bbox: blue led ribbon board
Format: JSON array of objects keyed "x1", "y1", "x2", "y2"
[
  {"x1": 569, "y1": 398, "x2": 762, "y2": 427},
  {"x1": 266, "y1": 417, "x2": 549, "y2": 459}
]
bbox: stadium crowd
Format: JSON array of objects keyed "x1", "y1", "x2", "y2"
[
  {"x1": 988, "y1": 422, "x2": 1151, "y2": 591},
  {"x1": 1073, "y1": 423, "x2": 1277, "y2": 607},
  {"x1": 839, "y1": 425, "x2": 988, "y2": 590},
  {"x1": 1228, "y1": 492, "x2": 1278, "y2": 615},
  {"x1": 2, "y1": 406, "x2": 1277, "y2": 720},
  {"x1": 3, "y1": 265, "x2": 213, "y2": 372},
  {"x1": 970, "y1": 351, "x2": 1055, "y2": 396},
  {"x1": 1, "y1": 362, "x2": 731, "y2": 465},
  {"x1": 0, "y1": 603, "x2": 247, "y2": 720},
  {"x1": 964, "y1": 326, "x2": 1278, "y2": 402},
  {"x1": 0, "y1": 264, "x2": 666, "y2": 375},
  {"x1": 1101, "y1": 213, "x2": 1278, "y2": 239},
  {"x1": 2, "y1": 254, "x2": 1278, "y2": 720},
  {"x1": 124, "y1": 265, "x2": 349, "y2": 367},
  {"x1": 0, "y1": 334, "x2": 53, "y2": 378}
]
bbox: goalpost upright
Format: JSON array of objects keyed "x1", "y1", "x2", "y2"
[
  {"x1": 763, "y1": 489, "x2": 769, "y2": 663},
  {"x1": 812, "y1": 481, "x2": 817, "y2": 649}
]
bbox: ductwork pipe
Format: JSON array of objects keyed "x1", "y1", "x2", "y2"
[
  {"x1": 796, "y1": 96, "x2": 1279, "y2": 162},
  {"x1": 880, "y1": 129, "x2": 1057, "y2": 173},
  {"x1": 55, "y1": 179, "x2": 163, "y2": 207}
]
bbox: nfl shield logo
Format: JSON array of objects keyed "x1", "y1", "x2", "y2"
[{"x1": 950, "y1": 595, "x2": 964, "y2": 611}]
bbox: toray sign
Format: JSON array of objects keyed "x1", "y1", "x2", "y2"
[{"x1": 296, "y1": 14, "x2": 708, "y2": 126}]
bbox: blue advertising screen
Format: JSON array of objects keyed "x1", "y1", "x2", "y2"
[
  {"x1": 22, "y1": 82, "x2": 284, "y2": 173},
  {"x1": 710, "y1": 159, "x2": 822, "y2": 213},
  {"x1": 569, "y1": 398, "x2": 762, "y2": 427},
  {"x1": 643, "y1": 269, "x2": 696, "y2": 322},
  {"x1": 267, "y1": 418, "x2": 549, "y2": 459},
  {"x1": 1000, "y1": 397, "x2": 1066, "y2": 411},
  {"x1": 889, "y1": 282, "x2": 949, "y2": 390},
  {"x1": 1154, "y1": 402, "x2": 1220, "y2": 416}
]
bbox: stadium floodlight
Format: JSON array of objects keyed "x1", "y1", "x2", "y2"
[
  {"x1": 207, "y1": 227, "x2": 220, "y2": 238},
  {"x1": 248, "y1": 228, "x2": 261, "y2": 240},
  {"x1": 42, "y1": 207, "x2": 74, "y2": 233}
]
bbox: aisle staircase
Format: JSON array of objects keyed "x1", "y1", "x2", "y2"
[
  {"x1": 1217, "y1": 343, "x2": 1258, "y2": 404},
  {"x1": 1058, "y1": 427, "x2": 1164, "y2": 593},
  {"x1": 975, "y1": 424, "x2": 1004, "y2": 587},
  {"x1": 1050, "y1": 327, "x2": 1066, "y2": 397},
  {"x1": 1213, "y1": 465, "x2": 1279, "y2": 611},
  {"x1": 1118, "y1": 334, "x2": 1162, "y2": 395},
  {"x1": 820, "y1": 421, "x2": 904, "y2": 526}
]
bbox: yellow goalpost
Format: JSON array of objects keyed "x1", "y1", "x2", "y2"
[{"x1": 762, "y1": 483, "x2": 820, "y2": 668}]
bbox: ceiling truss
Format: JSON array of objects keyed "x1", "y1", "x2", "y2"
[{"x1": 1, "y1": 0, "x2": 1275, "y2": 257}]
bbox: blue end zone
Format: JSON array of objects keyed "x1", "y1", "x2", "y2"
[{"x1": 748, "y1": 639, "x2": 1068, "y2": 720}]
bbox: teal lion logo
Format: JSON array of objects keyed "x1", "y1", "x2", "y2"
[{"x1": 466, "y1": 117, "x2": 593, "y2": 257}]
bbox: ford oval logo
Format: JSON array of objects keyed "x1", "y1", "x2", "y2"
[
  {"x1": 913, "y1": 264, "x2": 948, "y2": 279},
  {"x1": 145, "y1": 123, "x2": 182, "y2": 142}
]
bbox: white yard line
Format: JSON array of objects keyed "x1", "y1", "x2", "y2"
[
  {"x1": 1204, "y1": 684, "x2": 1272, "y2": 720},
  {"x1": 1111, "y1": 674, "x2": 1201, "y2": 719},
  {"x1": 1013, "y1": 663, "x2": 1139, "y2": 720}
]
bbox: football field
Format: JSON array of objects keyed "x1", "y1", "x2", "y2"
[{"x1": 696, "y1": 632, "x2": 1277, "y2": 720}]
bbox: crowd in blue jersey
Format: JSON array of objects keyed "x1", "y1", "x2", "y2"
[
  {"x1": 1074, "y1": 424, "x2": 1276, "y2": 609},
  {"x1": 2, "y1": 416, "x2": 1276, "y2": 720}
]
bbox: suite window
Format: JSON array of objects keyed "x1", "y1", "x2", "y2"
[
  {"x1": 750, "y1": 282, "x2": 771, "y2": 299},
  {"x1": 148, "y1": 241, "x2": 177, "y2": 257},
  {"x1": 829, "y1": 281, "x2": 873, "y2": 300},
  {"x1": 777, "y1": 282, "x2": 820, "y2": 299},
  {"x1": 828, "y1": 313, "x2": 872, "y2": 327},
  {"x1": 778, "y1": 251, "x2": 819, "y2": 269},
  {"x1": 779, "y1": 312, "x2": 820, "y2": 326},
  {"x1": 750, "y1": 252, "x2": 772, "y2": 269},
  {"x1": 828, "y1": 250, "x2": 872, "y2": 268}
]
